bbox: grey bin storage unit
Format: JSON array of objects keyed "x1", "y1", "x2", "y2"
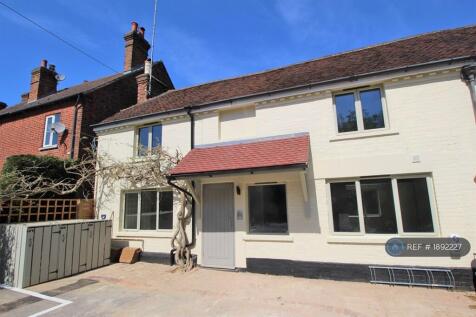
[{"x1": 0, "y1": 219, "x2": 111, "y2": 288}]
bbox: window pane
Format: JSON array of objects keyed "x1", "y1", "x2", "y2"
[
  {"x1": 138, "y1": 127, "x2": 149, "y2": 156},
  {"x1": 51, "y1": 114, "x2": 60, "y2": 146},
  {"x1": 361, "y1": 179, "x2": 397, "y2": 234},
  {"x1": 335, "y1": 93, "x2": 357, "y2": 132},
  {"x1": 360, "y1": 89, "x2": 384, "y2": 130},
  {"x1": 159, "y1": 191, "x2": 173, "y2": 229},
  {"x1": 249, "y1": 185, "x2": 288, "y2": 233},
  {"x1": 151, "y1": 125, "x2": 162, "y2": 151},
  {"x1": 124, "y1": 193, "x2": 138, "y2": 229},
  {"x1": 398, "y1": 178, "x2": 434, "y2": 232},
  {"x1": 44, "y1": 117, "x2": 53, "y2": 146},
  {"x1": 330, "y1": 182, "x2": 360, "y2": 232},
  {"x1": 140, "y1": 191, "x2": 157, "y2": 230}
]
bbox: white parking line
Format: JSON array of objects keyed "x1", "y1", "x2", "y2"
[{"x1": 0, "y1": 284, "x2": 72, "y2": 317}]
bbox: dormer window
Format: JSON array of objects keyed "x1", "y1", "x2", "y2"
[
  {"x1": 334, "y1": 87, "x2": 387, "y2": 133},
  {"x1": 137, "y1": 124, "x2": 162, "y2": 156}
]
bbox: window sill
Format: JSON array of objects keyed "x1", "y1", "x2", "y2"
[
  {"x1": 116, "y1": 230, "x2": 173, "y2": 239},
  {"x1": 327, "y1": 233, "x2": 439, "y2": 245},
  {"x1": 243, "y1": 234, "x2": 293, "y2": 242},
  {"x1": 329, "y1": 130, "x2": 399, "y2": 142},
  {"x1": 39, "y1": 145, "x2": 58, "y2": 151}
]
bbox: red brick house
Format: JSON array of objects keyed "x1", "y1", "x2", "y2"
[{"x1": 0, "y1": 22, "x2": 173, "y2": 169}]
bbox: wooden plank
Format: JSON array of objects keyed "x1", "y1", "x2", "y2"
[
  {"x1": 7, "y1": 200, "x2": 13, "y2": 224},
  {"x1": 72, "y1": 223, "x2": 82, "y2": 274},
  {"x1": 30, "y1": 227, "x2": 43, "y2": 285},
  {"x1": 39, "y1": 226, "x2": 52, "y2": 283},
  {"x1": 86, "y1": 223, "x2": 94, "y2": 270},
  {"x1": 104, "y1": 221, "x2": 112, "y2": 265},
  {"x1": 64, "y1": 224, "x2": 74, "y2": 276},
  {"x1": 48, "y1": 225, "x2": 60, "y2": 280},
  {"x1": 79, "y1": 223, "x2": 89, "y2": 273},
  {"x1": 22, "y1": 228, "x2": 35, "y2": 287},
  {"x1": 91, "y1": 222, "x2": 100, "y2": 269},
  {"x1": 57, "y1": 225, "x2": 67, "y2": 279},
  {"x1": 97, "y1": 222, "x2": 106, "y2": 267}
]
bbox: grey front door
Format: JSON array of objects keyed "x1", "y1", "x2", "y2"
[{"x1": 202, "y1": 183, "x2": 235, "y2": 269}]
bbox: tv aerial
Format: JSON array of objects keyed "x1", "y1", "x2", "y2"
[
  {"x1": 55, "y1": 73, "x2": 66, "y2": 81},
  {"x1": 51, "y1": 121, "x2": 66, "y2": 133}
]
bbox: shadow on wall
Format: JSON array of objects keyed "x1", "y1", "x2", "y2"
[{"x1": 0, "y1": 225, "x2": 17, "y2": 285}]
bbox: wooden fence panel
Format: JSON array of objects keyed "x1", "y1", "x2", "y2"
[{"x1": 0, "y1": 199, "x2": 94, "y2": 224}]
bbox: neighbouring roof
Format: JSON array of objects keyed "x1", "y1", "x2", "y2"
[
  {"x1": 0, "y1": 61, "x2": 173, "y2": 119},
  {"x1": 169, "y1": 133, "x2": 310, "y2": 178},
  {"x1": 100, "y1": 25, "x2": 476, "y2": 126}
]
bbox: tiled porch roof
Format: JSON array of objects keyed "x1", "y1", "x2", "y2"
[{"x1": 169, "y1": 133, "x2": 310, "y2": 178}]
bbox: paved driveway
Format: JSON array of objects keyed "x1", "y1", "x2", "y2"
[{"x1": 1, "y1": 262, "x2": 475, "y2": 316}]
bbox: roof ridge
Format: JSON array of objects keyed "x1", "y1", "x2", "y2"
[{"x1": 145, "y1": 24, "x2": 476, "y2": 97}]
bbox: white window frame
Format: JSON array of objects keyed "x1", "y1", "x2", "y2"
[
  {"x1": 42, "y1": 114, "x2": 59, "y2": 148},
  {"x1": 135, "y1": 123, "x2": 162, "y2": 156},
  {"x1": 332, "y1": 86, "x2": 389, "y2": 134},
  {"x1": 121, "y1": 188, "x2": 173, "y2": 232},
  {"x1": 246, "y1": 183, "x2": 290, "y2": 235},
  {"x1": 327, "y1": 175, "x2": 439, "y2": 237}
]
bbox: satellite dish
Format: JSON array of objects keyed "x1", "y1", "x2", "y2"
[
  {"x1": 55, "y1": 74, "x2": 66, "y2": 81},
  {"x1": 51, "y1": 122, "x2": 66, "y2": 133}
]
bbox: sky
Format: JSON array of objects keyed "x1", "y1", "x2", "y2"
[{"x1": 0, "y1": 0, "x2": 475, "y2": 106}]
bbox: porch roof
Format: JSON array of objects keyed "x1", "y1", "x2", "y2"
[{"x1": 169, "y1": 133, "x2": 310, "y2": 178}]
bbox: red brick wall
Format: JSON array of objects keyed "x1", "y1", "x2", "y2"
[{"x1": 0, "y1": 100, "x2": 79, "y2": 169}]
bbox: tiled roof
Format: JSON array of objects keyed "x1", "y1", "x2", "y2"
[
  {"x1": 169, "y1": 133, "x2": 310, "y2": 177},
  {"x1": 101, "y1": 25, "x2": 476, "y2": 125},
  {"x1": 0, "y1": 61, "x2": 173, "y2": 118}
]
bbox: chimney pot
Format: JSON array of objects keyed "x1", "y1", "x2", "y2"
[
  {"x1": 41, "y1": 59, "x2": 48, "y2": 68},
  {"x1": 139, "y1": 27, "x2": 145, "y2": 37},
  {"x1": 131, "y1": 21, "x2": 138, "y2": 32},
  {"x1": 49, "y1": 64, "x2": 56, "y2": 72}
]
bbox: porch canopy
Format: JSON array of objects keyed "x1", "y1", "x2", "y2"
[{"x1": 169, "y1": 132, "x2": 310, "y2": 179}]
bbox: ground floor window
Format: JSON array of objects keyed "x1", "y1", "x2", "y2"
[
  {"x1": 248, "y1": 184, "x2": 288, "y2": 234},
  {"x1": 329, "y1": 176, "x2": 436, "y2": 234},
  {"x1": 123, "y1": 189, "x2": 173, "y2": 230}
]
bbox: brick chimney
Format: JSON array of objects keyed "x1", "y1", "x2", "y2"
[
  {"x1": 28, "y1": 60, "x2": 58, "y2": 102},
  {"x1": 136, "y1": 59, "x2": 152, "y2": 104},
  {"x1": 124, "y1": 21, "x2": 151, "y2": 72}
]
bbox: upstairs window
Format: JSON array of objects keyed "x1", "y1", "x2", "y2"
[
  {"x1": 43, "y1": 113, "x2": 60, "y2": 147},
  {"x1": 137, "y1": 124, "x2": 162, "y2": 156},
  {"x1": 334, "y1": 87, "x2": 386, "y2": 133},
  {"x1": 123, "y1": 189, "x2": 173, "y2": 230}
]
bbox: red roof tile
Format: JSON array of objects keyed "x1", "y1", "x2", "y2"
[
  {"x1": 170, "y1": 133, "x2": 310, "y2": 177},
  {"x1": 101, "y1": 25, "x2": 476, "y2": 125}
]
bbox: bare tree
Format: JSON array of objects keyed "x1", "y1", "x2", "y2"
[{"x1": 0, "y1": 145, "x2": 195, "y2": 271}]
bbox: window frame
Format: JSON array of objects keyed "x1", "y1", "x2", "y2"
[
  {"x1": 246, "y1": 183, "x2": 289, "y2": 235},
  {"x1": 121, "y1": 188, "x2": 173, "y2": 232},
  {"x1": 42, "y1": 113, "x2": 60, "y2": 148},
  {"x1": 327, "y1": 175, "x2": 439, "y2": 237},
  {"x1": 332, "y1": 86, "x2": 389, "y2": 135},
  {"x1": 135, "y1": 123, "x2": 163, "y2": 157}
]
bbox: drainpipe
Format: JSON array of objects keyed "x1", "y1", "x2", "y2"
[
  {"x1": 69, "y1": 94, "x2": 83, "y2": 160},
  {"x1": 167, "y1": 106, "x2": 196, "y2": 265},
  {"x1": 461, "y1": 64, "x2": 476, "y2": 122}
]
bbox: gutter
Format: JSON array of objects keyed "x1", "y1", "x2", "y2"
[
  {"x1": 91, "y1": 55, "x2": 476, "y2": 130},
  {"x1": 461, "y1": 63, "x2": 476, "y2": 120},
  {"x1": 69, "y1": 94, "x2": 83, "y2": 160}
]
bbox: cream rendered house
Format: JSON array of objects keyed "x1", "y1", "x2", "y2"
[{"x1": 93, "y1": 26, "x2": 476, "y2": 289}]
